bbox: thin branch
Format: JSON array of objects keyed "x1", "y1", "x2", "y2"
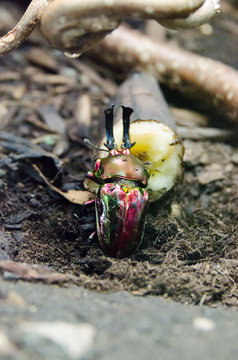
[
  {"x1": 0, "y1": 0, "x2": 50, "y2": 56},
  {"x1": 91, "y1": 25, "x2": 238, "y2": 123},
  {"x1": 0, "y1": 0, "x2": 220, "y2": 56},
  {"x1": 40, "y1": 0, "x2": 219, "y2": 54}
]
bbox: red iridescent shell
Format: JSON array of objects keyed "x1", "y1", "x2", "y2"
[{"x1": 96, "y1": 183, "x2": 149, "y2": 258}]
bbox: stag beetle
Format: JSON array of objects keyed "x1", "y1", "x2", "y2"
[{"x1": 85, "y1": 105, "x2": 149, "y2": 258}]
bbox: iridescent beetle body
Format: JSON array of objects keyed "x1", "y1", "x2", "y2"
[{"x1": 85, "y1": 105, "x2": 150, "y2": 258}]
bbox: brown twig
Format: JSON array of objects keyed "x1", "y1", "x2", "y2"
[
  {"x1": 0, "y1": 0, "x2": 50, "y2": 56},
  {"x1": 91, "y1": 25, "x2": 238, "y2": 123},
  {"x1": 0, "y1": 0, "x2": 219, "y2": 56},
  {"x1": 40, "y1": 0, "x2": 219, "y2": 54}
]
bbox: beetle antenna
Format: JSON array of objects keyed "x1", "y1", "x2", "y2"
[
  {"x1": 104, "y1": 105, "x2": 116, "y2": 150},
  {"x1": 121, "y1": 105, "x2": 136, "y2": 149},
  {"x1": 84, "y1": 138, "x2": 109, "y2": 153}
]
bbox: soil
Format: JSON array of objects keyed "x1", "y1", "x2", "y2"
[{"x1": 1, "y1": 1, "x2": 238, "y2": 309}]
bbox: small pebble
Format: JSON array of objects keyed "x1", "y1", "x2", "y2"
[
  {"x1": 7, "y1": 290, "x2": 27, "y2": 307},
  {"x1": 231, "y1": 153, "x2": 238, "y2": 164},
  {"x1": 170, "y1": 202, "x2": 182, "y2": 219},
  {"x1": 20, "y1": 321, "x2": 96, "y2": 359},
  {"x1": 29, "y1": 198, "x2": 40, "y2": 208},
  {"x1": 0, "y1": 169, "x2": 6, "y2": 179},
  {"x1": 193, "y1": 317, "x2": 216, "y2": 332},
  {"x1": 198, "y1": 163, "x2": 224, "y2": 185},
  {"x1": 0, "y1": 331, "x2": 16, "y2": 356},
  {"x1": 199, "y1": 24, "x2": 213, "y2": 36}
]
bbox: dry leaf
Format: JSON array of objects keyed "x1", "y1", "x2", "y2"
[{"x1": 33, "y1": 164, "x2": 95, "y2": 204}]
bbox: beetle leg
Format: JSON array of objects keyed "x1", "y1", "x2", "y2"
[
  {"x1": 87, "y1": 231, "x2": 97, "y2": 244},
  {"x1": 84, "y1": 199, "x2": 95, "y2": 205},
  {"x1": 85, "y1": 170, "x2": 102, "y2": 185}
]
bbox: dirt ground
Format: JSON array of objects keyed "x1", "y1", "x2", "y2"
[{"x1": 1, "y1": 1, "x2": 238, "y2": 309}]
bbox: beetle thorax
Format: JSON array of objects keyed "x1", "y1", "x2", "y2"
[{"x1": 98, "y1": 154, "x2": 148, "y2": 186}]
